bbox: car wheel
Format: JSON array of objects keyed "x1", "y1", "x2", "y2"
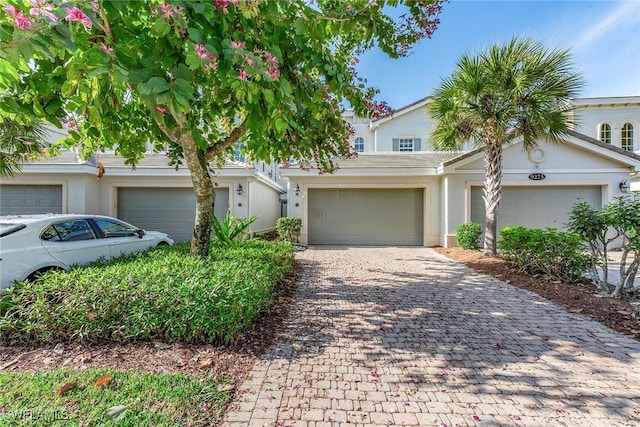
[
  {"x1": 156, "y1": 241, "x2": 170, "y2": 247},
  {"x1": 26, "y1": 267, "x2": 64, "y2": 283}
]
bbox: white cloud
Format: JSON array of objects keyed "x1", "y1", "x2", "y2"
[{"x1": 572, "y1": 2, "x2": 640, "y2": 52}]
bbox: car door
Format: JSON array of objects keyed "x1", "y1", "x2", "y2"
[
  {"x1": 40, "y1": 219, "x2": 111, "y2": 266},
  {"x1": 91, "y1": 218, "x2": 152, "y2": 258}
]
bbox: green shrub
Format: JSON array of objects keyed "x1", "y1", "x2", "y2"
[
  {"x1": 276, "y1": 217, "x2": 302, "y2": 244},
  {"x1": 499, "y1": 226, "x2": 590, "y2": 283},
  {"x1": 455, "y1": 222, "x2": 482, "y2": 249},
  {"x1": 211, "y1": 211, "x2": 257, "y2": 248},
  {"x1": 0, "y1": 241, "x2": 294, "y2": 345}
]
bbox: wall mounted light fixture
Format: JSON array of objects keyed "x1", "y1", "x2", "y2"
[
  {"x1": 619, "y1": 180, "x2": 630, "y2": 193},
  {"x1": 295, "y1": 184, "x2": 300, "y2": 196},
  {"x1": 236, "y1": 183, "x2": 243, "y2": 196}
]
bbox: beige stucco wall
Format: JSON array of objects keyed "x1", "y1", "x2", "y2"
[
  {"x1": 248, "y1": 178, "x2": 283, "y2": 233},
  {"x1": 372, "y1": 108, "x2": 433, "y2": 152},
  {"x1": 442, "y1": 141, "x2": 634, "y2": 246}
]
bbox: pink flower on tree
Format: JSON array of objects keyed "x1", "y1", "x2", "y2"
[
  {"x1": 230, "y1": 40, "x2": 246, "y2": 49},
  {"x1": 100, "y1": 42, "x2": 114, "y2": 54},
  {"x1": 155, "y1": 105, "x2": 168, "y2": 115},
  {"x1": 238, "y1": 70, "x2": 248, "y2": 81},
  {"x1": 4, "y1": 5, "x2": 34, "y2": 29},
  {"x1": 64, "y1": 7, "x2": 92, "y2": 29},
  {"x1": 266, "y1": 67, "x2": 280, "y2": 81},
  {"x1": 28, "y1": 0, "x2": 57, "y2": 22},
  {"x1": 194, "y1": 44, "x2": 209, "y2": 59},
  {"x1": 91, "y1": 0, "x2": 99, "y2": 13}
]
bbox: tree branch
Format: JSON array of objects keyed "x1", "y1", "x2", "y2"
[{"x1": 205, "y1": 116, "x2": 249, "y2": 157}]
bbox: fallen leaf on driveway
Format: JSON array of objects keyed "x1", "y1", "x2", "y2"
[{"x1": 199, "y1": 358, "x2": 213, "y2": 370}]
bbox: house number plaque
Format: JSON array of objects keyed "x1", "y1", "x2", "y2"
[{"x1": 528, "y1": 173, "x2": 546, "y2": 181}]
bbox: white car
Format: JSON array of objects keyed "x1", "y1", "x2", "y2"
[{"x1": 0, "y1": 214, "x2": 174, "y2": 290}]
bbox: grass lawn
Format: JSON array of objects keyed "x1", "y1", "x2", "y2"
[{"x1": 1, "y1": 369, "x2": 232, "y2": 426}]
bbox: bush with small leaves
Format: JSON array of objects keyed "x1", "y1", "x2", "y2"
[
  {"x1": 0, "y1": 241, "x2": 294, "y2": 344},
  {"x1": 455, "y1": 222, "x2": 482, "y2": 249},
  {"x1": 276, "y1": 217, "x2": 302, "y2": 244},
  {"x1": 500, "y1": 226, "x2": 590, "y2": 283}
]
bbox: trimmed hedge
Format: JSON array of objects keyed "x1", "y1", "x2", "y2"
[
  {"x1": 0, "y1": 241, "x2": 294, "y2": 344},
  {"x1": 456, "y1": 222, "x2": 482, "y2": 249},
  {"x1": 499, "y1": 226, "x2": 590, "y2": 283}
]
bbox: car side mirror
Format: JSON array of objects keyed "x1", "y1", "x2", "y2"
[{"x1": 135, "y1": 229, "x2": 146, "y2": 238}]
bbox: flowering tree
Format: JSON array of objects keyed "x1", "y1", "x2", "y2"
[{"x1": 0, "y1": 0, "x2": 443, "y2": 257}]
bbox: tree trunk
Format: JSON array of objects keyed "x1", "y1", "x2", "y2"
[
  {"x1": 180, "y1": 134, "x2": 215, "y2": 259},
  {"x1": 483, "y1": 141, "x2": 503, "y2": 256}
]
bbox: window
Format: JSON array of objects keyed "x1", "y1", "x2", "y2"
[
  {"x1": 354, "y1": 137, "x2": 364, "y2": 153},
  {"x1": 93, "y1": 218, "x2": 138, "y2": 238},
  {"x1": 399, "y1": 138, "x2": 414, "y2": 152},
  {"x1": 392, "y1": 138, "x2": 421, "y2": 152},
  {"x1": 233, "y1": 143, "x2": 246, "y2": 163},
  {"x1": 41, "y1": 220, "x2": 96, "y2": 242},
  {"x1": 599, "y1": 123, "x2": 611, "y2": 144},
  {"x1": 622, "y1": 123, "x2": 634, "y2": 151}
]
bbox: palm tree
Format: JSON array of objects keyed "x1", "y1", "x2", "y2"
[
  {"x1": 428, "y1": 37, "x2": 584, "y2": 255},
  {"x1": 0, "y1": 118, "x2": 50, "y2": 177}
]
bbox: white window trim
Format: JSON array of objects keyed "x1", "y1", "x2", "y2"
[{"x1": 398, "y1": 138, "x2": 414, "y2": 152}]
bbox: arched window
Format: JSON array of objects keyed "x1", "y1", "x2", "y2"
[
  {"x1": 599, "y1": 123, "x2": 611, "y2": 144},
  {"x1": 621, "y1": 123, "x2": 634, "y2": 151},
  {"x1": 354, "y1": 137, "x2": 364, "y2": 152}
]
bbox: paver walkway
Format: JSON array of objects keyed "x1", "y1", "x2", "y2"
[{"x1": 222, "y1": 247, "x2": 640, "y2": 426}]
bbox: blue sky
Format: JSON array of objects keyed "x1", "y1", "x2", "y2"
[{"x1": 356, "y1": 0, "x2": 640, "y2": 109}]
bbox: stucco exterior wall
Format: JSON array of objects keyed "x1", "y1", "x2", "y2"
[
  {"x1": 372, "y1": 108, "x2": 433, "y2": 152},
  {"x1": 248, "y1": 178, "x2": 283, "y2": 233}
]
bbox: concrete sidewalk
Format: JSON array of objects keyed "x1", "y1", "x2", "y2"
[{"x1": 222, "y1": 247, "x2": 640, "y2": 426}]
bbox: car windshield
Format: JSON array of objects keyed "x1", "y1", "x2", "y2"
[{"x1": 0, "y1": 223, "x2": 27, "y2": 238}]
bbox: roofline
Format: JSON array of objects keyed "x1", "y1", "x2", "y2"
[
  {"x1": 441, "y1": 130, "x2": 640, "y2": 169},
  {"x1": 370, "y1": 96, "x2": 430, "y2": 127}
]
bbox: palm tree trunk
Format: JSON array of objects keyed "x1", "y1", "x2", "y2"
[
  {"x1": 180, "y1": 134, "x2": 215, "y2": 259},
  {"x1": 483, "y1": 141, "x2": 503, "y2": 256}
]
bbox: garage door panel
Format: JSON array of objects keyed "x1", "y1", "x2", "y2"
[
  {"x1": 118, "y1": 187, "x2": 229, "y2": 243},
  {"x1": 308, "y1": 188, "x2": 423, "y2": 246},
  {"x1": 471, "y1": 186, "x2": 601, "y2": 233},
  {"x1": 0, "y1": 185, "x2": 63, "y2": 215}
]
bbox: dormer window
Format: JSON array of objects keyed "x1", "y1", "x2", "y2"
[
  {"x1": 354, "y1": 137, "x2": 364, "y2": 153},
  {"x1": 599, "y1": 123, "x2": 611, "y2": 144},
  {"x1": 392, "y1": 138, "x2": 422, "y2": 152},
  {"x1": 622, "y1": 123, "x2": 634, "y2": 151}
]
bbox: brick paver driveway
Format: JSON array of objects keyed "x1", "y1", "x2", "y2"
[{"x1": 223, "y1": 247, "x2": 640, "y2": 426}]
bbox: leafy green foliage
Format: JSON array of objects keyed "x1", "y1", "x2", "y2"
[
  {"x1": 428, "y1": 37, "x2": 584, "y2": 255},
  {"x1": 211, "y1": 211, "x2": 257, "y2": 248},
  {"x1": 499, "y1": 226, "x2": 590, "y2": 283},
  {"x1": 0, "y1": 118, "x2": 53, "y2": 176},
  {"x1": 567, "y1": 201, "x2": 616, "y2": 292},
  {"x1": 276, "y1": 217, "x2": 302, "y2": 244},
  {"x1": 0, "y1": 241, "x2": 294, "y2": 344},
  {"x1": 0, "y1": 0, "x2": 443, "y2": 257},
  {"x1": 455, "y1": 222, "x2": 482, "y2": 250},
  {"x1": 568, "y1": 195, "x2": 640, "y2": 297},
  {"x1": 0, "y1": 369, "x2": 233, "y2": 426}
]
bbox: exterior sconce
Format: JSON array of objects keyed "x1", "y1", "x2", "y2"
[
  {"x1": 619, "y1": 180, "x2": 630, "y2": 193},
  {"x1": 295, "y1": 184, "x2": 300, "y2": 196},
  {"x1": 236, "y1": 183, "x2": 243, "y2": 196}
]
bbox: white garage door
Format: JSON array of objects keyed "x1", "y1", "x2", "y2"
[
  {"x1": 308, "y1": 188, "x2": 424, "y2": 245},
  {"x1": 118, "y1": 187, "x2": 229, "y2": 243},
  {"x1": 471, "y1": 186, "x2": 602, "y2": 233},
  {"x1": 0, "y1": 184, "x2": 63, "y2": 215}
]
